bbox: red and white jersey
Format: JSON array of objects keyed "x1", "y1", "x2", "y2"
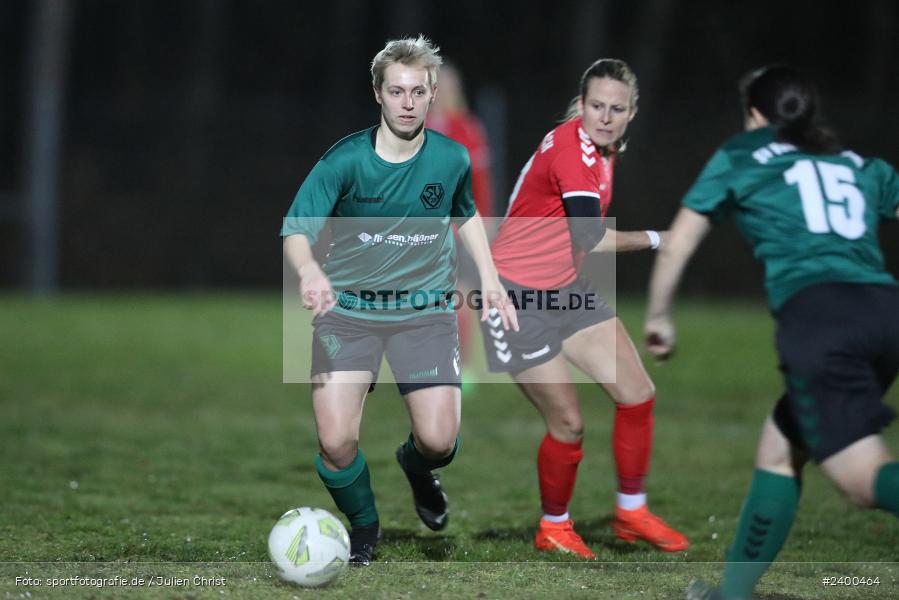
[{"x1": 492, "y1": 118, "x2": 615, "y2": 289}]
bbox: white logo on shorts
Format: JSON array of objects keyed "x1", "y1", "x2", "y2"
[{"x1": 521, "y1": 345, "x2": 550, "y2": 360}]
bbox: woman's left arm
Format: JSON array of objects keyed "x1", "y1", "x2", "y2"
[
  {"x1": 457, "y1": 214, "x2": 519, "y2": 331},
  {"x1": 643, "y1": 207, "x2": 712, "y2": 362}
]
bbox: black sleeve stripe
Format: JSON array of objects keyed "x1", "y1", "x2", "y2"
[{"x1": 562, "y1": 195, "x2": 606, "y2": 250}]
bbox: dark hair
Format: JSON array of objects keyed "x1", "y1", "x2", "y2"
[{"x1": 739, "y1": 65, "x2": 841, "y2": 154}]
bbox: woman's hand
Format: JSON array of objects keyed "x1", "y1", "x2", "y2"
[{"x1": 299, "y1": 262, "x2": 336, "y2": 317}]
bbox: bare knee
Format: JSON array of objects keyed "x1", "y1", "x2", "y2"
[
  {"x1": 821, "y1": 435, "x2": 892, "y2": 509},
  {"x1": 412, "y1": 431, "x2": 457, "y2": 460},
  {"x1": 414, "y1": 439, "x2": 456, "y2": 460},
  {"x1": 755, "y1": 439, "x2": 794, "y2": 474},
  {"x1": 547, "y1": 411, "x2": 584, "y2": 442},
  {"x1": 318, "y1": 435, "x2": 359, "y2": 470},
  {"x1": 606, "y1": 332, "x2": 656, "y2": 405},
  {"x1": 831, "y1": 471, "x2": 878, "y2": 508},
  {"x1": 516, "y1": 380, "x2": 583, "y2": 441},
  {"x1": 615, "y1": 380, "x2": 655, "y2": 406},
  {"x1": 755, "y1": 416, "x2": 807, "y2": 476}
]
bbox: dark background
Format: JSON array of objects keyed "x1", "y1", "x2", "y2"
[{"x1": 3, "y1": 0, "x2": 897, "y2": 297}]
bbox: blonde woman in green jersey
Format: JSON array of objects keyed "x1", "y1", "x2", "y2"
[{"x1": 282, "y1": 36, "x2": 516, "y2": 566}]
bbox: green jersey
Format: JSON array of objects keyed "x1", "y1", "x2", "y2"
[
  {"x1": 281, "y1": 126, "x2": 476, "y2": 320},
  {"x1": 683, "y1": 126, "x2": 899, "y2": 311}
]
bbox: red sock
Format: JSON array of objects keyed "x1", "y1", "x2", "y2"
[
  {"x1": 537, "y1": 433, "x2": 584, "y2": 515},
  {"x1": 613, "y1": 397, "x2": 654, "y2": 495}
]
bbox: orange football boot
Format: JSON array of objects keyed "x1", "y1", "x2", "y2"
[
  {"x1": 534, "y1": 518, "x2": 597, "y2": 560},
  {"x1": 613, "y1": 505, "x2": 689, "y2": 552}
]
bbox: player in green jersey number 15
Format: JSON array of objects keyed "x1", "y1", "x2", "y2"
[
  {"x1": 281, "y1": 36, "x2": 517, "y2": 566},
  {"x1": 644, "y1": 65, "x2": 899, "y2": 600}
]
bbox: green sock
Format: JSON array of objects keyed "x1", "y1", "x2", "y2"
[
  {"x1": 721, "y1": 469, "x2": 800, "y2": 600},
  {"x1": 315, "y1": 451, "x2": 378, "y2": 529},
  {"x1": 399, "y1": 433, "x2": 460, "y2": 473},
  {"x1": 874, "y1": 462, "x2": 899, "y2": 516}
]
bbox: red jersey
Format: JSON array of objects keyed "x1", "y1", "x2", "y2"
[
  {"x1": 427, "y1": 112, "x2": 494, "y2": 216},
  {"x1": 492, "y1": 118, "x2": 615, "y2": 289}
]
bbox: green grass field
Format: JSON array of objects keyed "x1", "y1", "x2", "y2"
[{"x1": 1, "y1": 294, "x2": 897, "y2": 599}]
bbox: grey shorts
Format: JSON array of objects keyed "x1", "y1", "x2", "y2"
[
  {"x1": 311, "y1": 310, "x2": 461, "y2": 395},
  {"x1": 481, "y1": 276, "x2": 616, "y2": 374}
]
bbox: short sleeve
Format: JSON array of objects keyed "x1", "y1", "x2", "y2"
[
  {"x1": 280, "y1": 160, "x2": 343, "y2": 244},
  {"x1": 682, "y1": 149, "x2": 736, "y2": 223},
  {"x1": 872, "y1": 159, "x2": 899, "y2": 220},
  {"x1": 451, "y1": 161, "x2": 477, "y2": 221},
  {"x1": 549, "y1": 148, "x2": 601, "y2": 200}
]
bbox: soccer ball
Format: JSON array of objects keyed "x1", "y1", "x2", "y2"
[{"x1": 268, "y1": 507, "x2": 350, "y2": 587}]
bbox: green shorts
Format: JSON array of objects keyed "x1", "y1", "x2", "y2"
[
  {"x1": 773, "y1": 283, "x2": 899, "y2": 462},
  {"x1": 311, "y1": 311, "x2": 461, "y2": 395}
]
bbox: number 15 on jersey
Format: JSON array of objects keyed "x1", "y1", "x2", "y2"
[{"x1": 785, "y1": 159, "x2": 866, "y2": 240}]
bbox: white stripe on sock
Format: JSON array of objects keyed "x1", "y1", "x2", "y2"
[
  {"x1": 616, "y1": 492, "x2": 646, "y2": 511},
  {"x1": 542, "y1": 512, "x2": 569, "y2": 523}
]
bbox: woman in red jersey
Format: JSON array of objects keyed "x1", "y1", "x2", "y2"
[
  {"x1": 427, "y1": 62, "x2": 494, "y2": 218},
  {"x1": 483, "y1": 59, "x2": 688, "y2": 559}
]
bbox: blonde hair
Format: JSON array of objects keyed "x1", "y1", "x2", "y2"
[
  {"x1": 563, "y1": 58, "x2": 639, "y2": 121},
  {"x1": 371, "y1": 35, "x2": 443, "y2": 90}
]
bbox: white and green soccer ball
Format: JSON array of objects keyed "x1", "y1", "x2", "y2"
[{"x1": 268, "y1": 507, "x2": 350, "y2": 587}]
